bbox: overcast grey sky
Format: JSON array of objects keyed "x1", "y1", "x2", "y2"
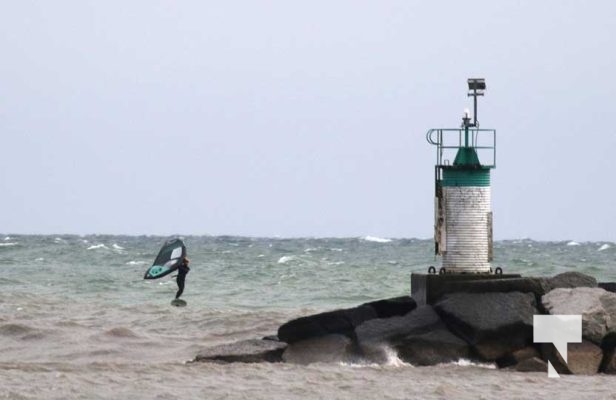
[{"x1": 1, "y1": 1, "x2": 615, "y2": 240}]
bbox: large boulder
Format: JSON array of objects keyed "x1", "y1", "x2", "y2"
[
  {"x1": 395, "y1": 328, "x2": 469, "y2": 366},
  {"x1": 194, "y1": 339, "x2": 287, "y2": 363},
  {"x1": 282, "y1": 334, "x2": 355, "y2": 364},
  {"x1": 602, "y1": 349, "x2": 616, "y2": 374},
  {"x1": 497, "y1": 346, "x2": 541, "y2": 368},
  {"x1": 541, "y1": 287, "x2": 616, "y2": 344},
  {"x1": 361, "y1": 296, "x2": 417, "y2": 319},
  {"x1": 548, "y1": 272, "x2": 597, "y2": 290},
  {"x1": 277, "y1": 305, "x2": 377, "y2": 343},
  {"x1": 511, "y1": 346, "x2": 541, "y2": 363},
  {"x1": 540, "y1": 340, "x2": 603, "y2": 375},
  {"x1": 599, "y1": 282, "x2": 616, "y2": 293},
  {"x1": 434, "y1": 292, "x2": 538, "y2": 361},
  {"x1": 356, "y1": 305, "x2": 442, "y2": 344},
  {"x1": 515, "y1": 357, "x2": 548, "y2": 372},
  {"x1": 355, "y1": 305, "x2": 445, "y2": 363}
]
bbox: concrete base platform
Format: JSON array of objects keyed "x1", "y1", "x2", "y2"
[{"x1": 411, "y1": 273, "x2": 522, "y2": 305}]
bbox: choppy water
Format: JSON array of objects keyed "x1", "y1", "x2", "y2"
[{"x1": 1, "y1": 235, "x2": 615, "y2": 399}]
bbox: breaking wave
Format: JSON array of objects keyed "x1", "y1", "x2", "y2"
[{"x1": 447, "y1": 359, "x2": 497, "y2": 369}]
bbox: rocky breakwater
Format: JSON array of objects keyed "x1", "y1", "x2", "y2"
[{"x1": 193, "y1": 272, "x2": 616, "y2": 375}]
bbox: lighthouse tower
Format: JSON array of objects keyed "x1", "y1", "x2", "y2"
[{"x1": 426, "y1": 78, "x2": 496, "y2": 274}]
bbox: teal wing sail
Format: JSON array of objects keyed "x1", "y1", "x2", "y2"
[{"x1": 144, "y1": 238, "x2": 186, "y2": 280}]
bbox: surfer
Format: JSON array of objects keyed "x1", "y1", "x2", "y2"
[{"x1": 175, "y1": 257, "x2": 190, "y2": 299}]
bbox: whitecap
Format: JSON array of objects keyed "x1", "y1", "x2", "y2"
[
  {"x1": 0, "y1": 242, "x2": 17, "y2": 247},
  {"x1": 54, "y1": 237, "x2": 63, "y2": 243},
  {"x1": 566, "y1": 241, "x2": 580, "y2": 246},
  {"x1": 126, "y1": 261, "x2": 147, "y2": 265},
  {"x1": 257, "y1": 254, "x2": 265, "y2": 258},
  {"x1": 277, "y1": 255, "x2": 296, "y2": 264},
  {"x1": 328, "y1": 261, "x2": 345, "y2": 266},
  {"x1": 362, "y1": 236, "x2": 392, "y2": 243},
  {"x1": 87, "y1": 244, "x2": 108, "y2": 250},
  {"x1": 4, "y1": 236, "x2": 11, "y2": 241},
  {"x1": 112, "y1": 244, "x2": 125, "y2": 250},
  {"x1": 598, "y1": 244, "x2": 611, "y2": 251},
  {"x1": 35, "y1": 258, "x2": 45, "y2": 261}
]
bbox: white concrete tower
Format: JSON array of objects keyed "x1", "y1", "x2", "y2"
[{"x1": 426, "y1": 78, "x2": 496, "y2": 274}]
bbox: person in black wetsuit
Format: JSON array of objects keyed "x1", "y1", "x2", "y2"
[{"x1": 175, "y1": 257, "x2": 190, "y2": 299}]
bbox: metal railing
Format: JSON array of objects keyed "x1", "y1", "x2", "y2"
[{"x1": 426, "y1": 128, "x2": 496, "y2": 168}]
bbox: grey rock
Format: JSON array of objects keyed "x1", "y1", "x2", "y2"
[
  {"x1": 355, "y1": 305, "x2": 445, "y2": 363},
  {"x1": 599, "y1": 282, "x2": 616, "y2": 293},
  {"x1": 356, "y1": 305, "x2": 443, "y2": 344},
  {"x1": 515, "y1": 357, "x2": 548, "y2": 372},
  {"x1": 395, "y1": 328, "x2": 470, "y2": 366},
  {"x1": 602, "y1": 349, "x2": 616, "y2": 374},
  {"x1": 194, "y1": 339, "x2": 287, "y2": 363},
  {"x1": 277, "y1": 305, "x2": 377, "y2": 343},
  {"x1": 435, "y1": 292, "x2": 538, "y2": 361},
  {"x1": 541, "y1": 340, "x2": 603, "y2": 375},
  {"x1": 548, "y1": 272, "x2": 597, "y2": 290},
  {"x1": 497, "y1": 346, "x2": 541, "y2": 368},
  {"x1": 541, "y1": 287, "x2": 616, "y2": 344},
  {"x1": 512, "y1": 346, "x2": 541, "y2": 362},
  {"x1": 282, "y1": 334, "x2": 355, "y2": 365},
  {"x1": 361, "y1": 296, "x2": 417, "y2": 319}
]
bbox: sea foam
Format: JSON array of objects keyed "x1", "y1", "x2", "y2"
[
  {"x1": 447, "y1": 359, "x2": 497, "y2": 369},
  {"x1": 277, "y1": 256, "x2": 297, "y2": 264},
  {"x1": 598, "y1": 244, "x2": 611, "y2": 251},
  {"x1": 362, "y1": 236, "x2": 392, "y2": 243}
]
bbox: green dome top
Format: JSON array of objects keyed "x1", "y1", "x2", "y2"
[{"x1": 453, "y1": 147, "x2": 481, "y2": 166}]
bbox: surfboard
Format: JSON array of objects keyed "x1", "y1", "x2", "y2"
[
  {"x1": 144, "y1": 238, "x2": 186, "y2": 280},
  {"x1": 171, "y1": 299, "x2": 187, "y2": 307}
]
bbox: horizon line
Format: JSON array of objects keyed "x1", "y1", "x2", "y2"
[{"x1": 1, "y1": 232, "x2": 613, "y2": 244}]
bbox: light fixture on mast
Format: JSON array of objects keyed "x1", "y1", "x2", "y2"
[{"x1": 466, "y1": 78, "x2": 486, "y2": 128}]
